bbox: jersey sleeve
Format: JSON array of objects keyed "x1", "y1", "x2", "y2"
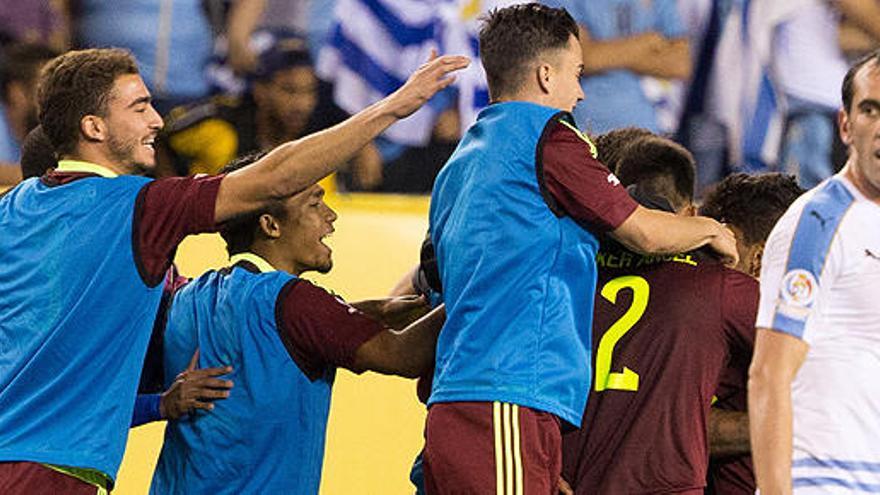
[
  {"x1": 756, "y1": 201, "x2": 843, "y2": 343},
  {"x1": 720, "y1": 269, "x2": 758, "y2": 356},
  {"x1": 541, "y1": 119, "x2": 638, "y2": 232},
  {"x1": 133, "y1": 174, "x2": 225, "y2": 286},
  {"x1": 275, "y1": 279, "x2": 385, "y2": 379}
]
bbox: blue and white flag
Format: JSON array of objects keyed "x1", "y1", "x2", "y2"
[{"x1": 317, "y1": 0, "x2": 515, "y2": 146}]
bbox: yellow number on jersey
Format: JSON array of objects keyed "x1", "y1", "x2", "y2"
[{"x1": 594, "y1": 275, "x2": 650, "y2": 392}]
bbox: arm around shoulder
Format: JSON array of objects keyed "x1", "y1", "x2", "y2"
[{"x1": 351, "y1": 305, "x2": 446, "y2": 378}]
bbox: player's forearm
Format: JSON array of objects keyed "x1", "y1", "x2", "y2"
[
  {"x1": 354, "y1": 305, "x2": 445, "y2": 378},
  {"x1": 612, "y1": 207, "x2": 722, "y2": 256},
  {"x1": 708, "y1": 409, "x2": 750, "y2": 457},
  {"x1": 749, "y1": 364, "x2": 794, "y2": 494}
]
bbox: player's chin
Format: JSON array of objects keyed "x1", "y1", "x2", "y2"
[{"x1": 315, "y1": 259, "x2": 333, "y2": 274}]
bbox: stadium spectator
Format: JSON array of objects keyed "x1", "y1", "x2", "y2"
[
  {"x1": 151, "y1": 151, "x2": 443, "y2": 493},
  {"x1": 559, "y1": 137, "x2": 754, "y2": 494},
  {"x1": 162, "y1": 31, "x2": 381, "y2": 187},
  {"x1": 426, "y1": 4, "x2": 737, "y2": 493},
  {"x1": 0, "y1": 47, "x2": 466, "y2": 492},
  {"x1": 749, "y1": 50, "x2": 880, "y2": 494},
  {"x1": 0, "y1": 43, "x2": 57, "y2": 185},
  {"x1": 700, "y1": 173, "x2": 805, "y2": 495},
  {"x1": 546, "y1": 0, "x2": 691, "y2": 134},
  {"x1": 72, "y1": 0, "x2": 215, "y2": 113}
]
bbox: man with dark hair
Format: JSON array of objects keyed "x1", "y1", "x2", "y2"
[
  {"x1": 0, "y1": 42, "x2": 57, "y2": 185},
  {"x1": 0, "y1": 47, "x2": 467, "y2": 493},
  {"x1": 18, "y1": 125, "x2": 55, "y2": 179},
  {"x1": 560, "y1": 160, "x2": 798, "y2": 492},
  {"x1": 749, "y1": 49, "x2": 880, "y2": 493},
  {"x1": 700, "y1": 173, "x2": 804, "y2": 495},
  {"x1": 593, "y1": 126, "x2": 654, "y2": 172},
  {"x1": 151, "y1": 152, "x2": 443, "y2": 493},
  {"x1": 615, "y1": 135, "x2": 697, "y2": 215},
  {"x1": 426, "y1": 3, "x2": 736, "y2": 493}
]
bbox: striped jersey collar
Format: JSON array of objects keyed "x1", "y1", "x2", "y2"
[
  {"x1": 56, "y1": 160, "x2": 118, "y2": 178},
  {"x1": 229, "y1": 252, "x2": 277, "y2": 273}
]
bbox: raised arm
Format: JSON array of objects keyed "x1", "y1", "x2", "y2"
[
  {"x1": 748, "y1": 328, "x2": 808, "y2": 495},
  {"x1": 214, "y1": 54, "x2": 469, "y2": 223}
]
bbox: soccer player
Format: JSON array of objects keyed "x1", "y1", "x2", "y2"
[
  {"x1": 559, "y1": 137, "x2": 755, "y2": 494},
  {"x1": 150, "y1": 153, "x2": 443, "y2": 493},
  {"x1": 0, "y1": 48, "x2": 466, "y2": 493},
  {"x1": 749, "y1": 50, "x2": 880, "y2": 493},
  {"x1": 700, "y1": 173, "x2": 804, "y2": 495},
  {"x1": 426, "y1": 4, "x2": 737, "y2": 493}
]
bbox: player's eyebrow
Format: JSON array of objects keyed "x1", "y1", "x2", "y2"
[{"x1": 127, "y1": 95, "x2": 152, "y2": 108}]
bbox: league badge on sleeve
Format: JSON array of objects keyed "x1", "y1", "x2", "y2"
[{"x1": 781, "y1": 269, "x2": 818, "y2": 308}]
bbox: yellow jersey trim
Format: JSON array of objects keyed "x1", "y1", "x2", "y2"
[
  {"x1": 56, "y1": 160, "x2": 118, "y2": 178},
  {"x1": 558, "y1": 120, "x2": 598, "y2": 159},
  {"x1": 229, "y1": 252, "x2": 277, "y2": 273}
]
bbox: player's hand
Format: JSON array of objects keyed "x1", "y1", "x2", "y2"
[
  {"x1": 558, "y1": 477, "x2": 574, "y2": 495},
  {"x1": 709, "y1": 222, "x2": 739, "y2": 268},
  {"x1": 160, "y1": 350, "x2": 234, "y2": 420},
  {"x1": 385, "y1": 50, "x2": 469, "y2": 119}
]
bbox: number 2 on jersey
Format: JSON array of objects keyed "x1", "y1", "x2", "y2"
[{"x1": 594, "y1": 275, "x2": 649, "y2": 392}]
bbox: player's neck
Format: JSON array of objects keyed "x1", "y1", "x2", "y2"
[
  {"x1": 249, "y1": 243, "x2": 300, "y2": 276},
  {"x1": 844, "y1": 161, "x2": 880, "y2": 204},
  {"x1": 66, "y1": 145, "x2": 136, "y2": 176}
]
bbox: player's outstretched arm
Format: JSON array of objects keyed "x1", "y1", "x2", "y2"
[
  {"x1": 350, "y1": 295, "x2": 430, "y2": 330},
  {"x1": 748, "y1": 328, "x2": 808, "y2": 495},
  {"x1": 708, "y1": 409, "x2": 750, "y2": 457},
  {"x1": 351, "y1": 304, "x2": 446, "y2": 378},
  {"x1": 214, "y1": 54, "x2": 469, "y2": 224},
  {"x1": 609, "y1": 205, "x2": 739, "y2": 265}
]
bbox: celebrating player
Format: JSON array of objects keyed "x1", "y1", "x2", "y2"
[
  {"x1": 749, "y1": 49, "x2": 880, "y2": 494},
  {"x1": 0, "y1": 47, "x2": 467, "y2": 493},
  {"x1": 151, "y1": 152, "x2": 443, "y2": 493},
  {"x1": 560, "y1": 137, "x2": 759, "y2": 494},
  {"x1": 425, "y1": 4, "x2": 737, "y2": 493}
]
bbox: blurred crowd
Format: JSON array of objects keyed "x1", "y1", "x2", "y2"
[{"x1": 1, "y1": 0, "x2": 878, "y2": 195}]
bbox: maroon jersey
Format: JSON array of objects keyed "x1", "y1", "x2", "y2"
[
  {"x1": 561, "y1": 243, "x2": 757, "y2": 494},
  {"x1": 706, "y1": 360, "x2": 754, "y2": 495}
]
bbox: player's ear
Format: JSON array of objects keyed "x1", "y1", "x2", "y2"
[
  {"x1": 80, "y1": 114, "x2": 107, "y2": 143},
  {"x1": 258, "y1": 213, "x2": 282, "y2": 240},
  {"x1": 749, "y1": 244, "x2": 764, "y2": 279},
  {"x1": 838, "y1": 108, "x2": 852, "y2": 146},
  {"x1": 537, "y1": 63, "x2": 553, "y2": 94}
]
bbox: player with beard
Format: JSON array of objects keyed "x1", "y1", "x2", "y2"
[
  {"x1": 151, "y1": 152, "x2": 443, "y2": 494},
  {"x1": 0, "y1": 47, "x2": 467, "y2": 493}
]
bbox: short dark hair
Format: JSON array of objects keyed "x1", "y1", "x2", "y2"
[
  {"x1": 0, "y1": 42, "x2": 58, "y2": 103},
  {"x1": 615, "y1": 136, "x2": 696, "y2": 210},
  {"x1": 218, "y1": 150, "x2": 287, "y2": 255},
  {"x1": 37, "y1": 48, "x2": 139, "y2": 156},
  {"x1": 479, "y1": 3, "x2": 578, "y2": 99},
  {"x1": 594, "y1": 126, "x2": 655, "y2": 172},
  {"x1": 701, "y1": 173, "x2": 804, "y2": 246},
  {"x1": 20, "y1": 125, "x2": 57, "y2": 179},
  {"x1": 842, "y1": 49, "x2": 880, "y2": 113}
]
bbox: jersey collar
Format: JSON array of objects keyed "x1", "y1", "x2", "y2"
[
  {"x1": 229, "y1": 252, "x2": 277, "y2": 273},
  {"x1": 55, "y1": 160, "x2": 118, "y2": 178}
]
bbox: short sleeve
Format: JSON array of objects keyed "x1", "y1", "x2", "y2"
[
  {"x1": 756, "y1": 199, "x2": 844, "y2": 343},
  {"x1": 541, "y1": 119, "x2": 638, "y2": 232},
  {"x1": 275, "y1": 280, "x2": 385, "y2": 379},
  {"x1": 133, "y1": 174, "x2": 225, "y2": 286}
]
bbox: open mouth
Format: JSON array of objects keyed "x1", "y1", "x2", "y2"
[
  {"x1": 143, "y1": 137, "x2": 156, "y2": 151},
  {"x1": 319, "y1": 231, "x2": 333, "y2": 251}
]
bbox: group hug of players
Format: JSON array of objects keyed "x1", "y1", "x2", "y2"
[{"x1": 2, "y1": 2, "x2": 880, "y2": 495}]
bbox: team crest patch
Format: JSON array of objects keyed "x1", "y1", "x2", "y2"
[{"x1": 781, "y1": 269, "x2": 817, "y2": 307}]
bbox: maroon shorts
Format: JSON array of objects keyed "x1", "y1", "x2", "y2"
[
  {"x1": 424, "y1": 401, "x2": 562, "y2": 495},
  {"x1": 0, "y1": 462, "x2": 99, "y2": 495}
]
